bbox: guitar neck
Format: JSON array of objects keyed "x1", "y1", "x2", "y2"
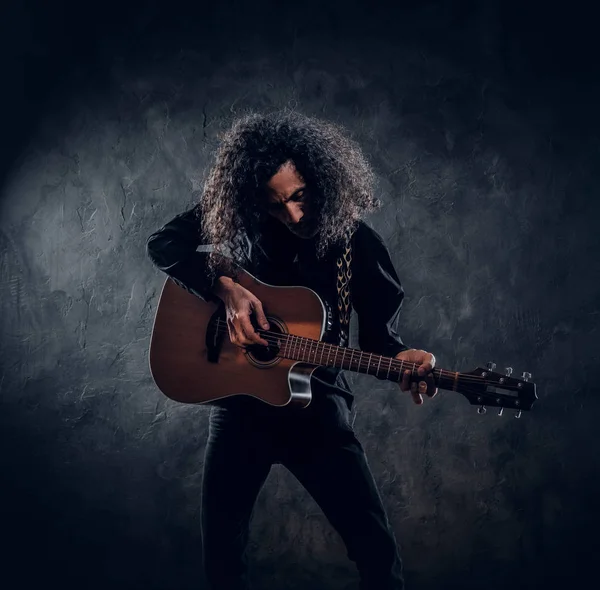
[{"x1": 275, "y1": 334, "x2": 460, "y2": 391}]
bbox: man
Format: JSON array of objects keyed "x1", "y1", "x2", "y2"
[{"x1": 146, "y1": 110, "x2": 438, "y2": 590}]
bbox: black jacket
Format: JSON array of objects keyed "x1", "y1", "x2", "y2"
[{"x1": 146, "y1": 207, "x2": 410, "y2": 409}]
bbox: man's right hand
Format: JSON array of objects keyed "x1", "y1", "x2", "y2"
[{"x1": 213, "y1": 276, "x2": 270, "y2": 347}]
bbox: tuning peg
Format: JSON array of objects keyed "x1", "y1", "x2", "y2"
[
  {"x1": 521, "y1": 371, "x2": 532, "y2": 382},
  {"x1": 478, "y1": 405, "x2": 487, "y2": 415},
  {"x1": 505, "y1": 367, "x2": 513, "y2": 377},
  {"x1": 486, "y1": 361, "x2": 497, "y2": 371},
  {"x1": 514, "y1": 410, "x2": 522, "y2": 419},
  {"x1": 498, "y1": 407, "x2": 504, "y2": 416}
]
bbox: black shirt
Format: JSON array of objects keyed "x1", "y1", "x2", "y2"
[{"x1": 146, "y1": 207, "x2": 410, "y2": 411}]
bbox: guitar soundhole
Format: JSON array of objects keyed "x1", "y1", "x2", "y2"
[{"x1": 245, "y1": 316, "x2": 286, "y2": 368}]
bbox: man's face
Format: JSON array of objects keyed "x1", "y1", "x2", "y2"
[{"x1": 264, "y1": 161, "x2": 318, "y2": 239}]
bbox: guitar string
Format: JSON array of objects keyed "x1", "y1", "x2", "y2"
[
  {"x1": 211, "y1": 319, "x2": 523, "y2": 386},
  {"x1": 206, "y1": 322, "x2": 529, "y2": 408},
  {"x1": 213, "y1": 319, "x2": 496, "y2": 383},
  {"x1": 212, "y1": 321, "x2": 501, "y2": 387}
]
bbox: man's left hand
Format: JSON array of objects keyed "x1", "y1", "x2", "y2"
[{"x1": 395, "y1": 349, "x2": 438, "y2": 405}]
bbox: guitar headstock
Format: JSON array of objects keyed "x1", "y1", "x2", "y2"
[{"x1": 457, "y1": 362, "x2": 538, "y2": 417}]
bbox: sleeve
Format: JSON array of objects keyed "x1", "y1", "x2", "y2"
[
  {"x1": 146, "y1": 206, "x2": 221, "y2": 303},
  {"x1": 350, "y1": 222, "x2": 411, "y2": 358}
]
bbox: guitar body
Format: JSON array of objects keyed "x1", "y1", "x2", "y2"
[{"x1": 149, "y1": 268, "x2": 327, "y2": 407}]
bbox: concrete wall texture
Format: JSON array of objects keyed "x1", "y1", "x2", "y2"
[{"x1": 1, "y1": 1, "x2": 598, "y2": 589}]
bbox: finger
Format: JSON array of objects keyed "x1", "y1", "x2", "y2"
[
  {"x1": 252, "y1": 299, "x2": 270, "y2": 330},
  {"x1": 227, "y1": 318, "x2": 245, "y2": 348},
  {"x1": 226, "y1": 321, "x2": 238, "y2": 347},
  {"x1": 426, "y1": 374, "x2": 438, "y2": 398},
  {"x1": 236, "y1": 310, "x2": 268, "y2": 346},
  {"x1": 401, "y1": 369, "x2": 411, "y2": 391},
  {"x1": 411, "y1": 381, "x2": 423, "y2": 405},
  {"x1": 239, "y1": 317, "x2": 269, "y2": 347},
  {"x1": 233, "y1": 321, "x2": 248, "y2": 347},
  {"x1": 417, "y1": 352, "x2": 436, "y2": 376},
  {"x1": 232, "y1": 317, "x2": 252, "y2": 347},
  {"x1": 412, "y1": 392, "x2": 423, "y2": 405}
]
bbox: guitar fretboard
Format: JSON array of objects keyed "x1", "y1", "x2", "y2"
[{"x1": 275, "y1": 332, "x2": 460, "y2": 390}]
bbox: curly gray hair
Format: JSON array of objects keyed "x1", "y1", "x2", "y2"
[{"x1": 194, "y1": 109, "x2": 381, "y2": 279}]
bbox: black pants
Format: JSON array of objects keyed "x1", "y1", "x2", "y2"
[{"x1": 201, "y1": 392, "x2": 405, "y2": 590}]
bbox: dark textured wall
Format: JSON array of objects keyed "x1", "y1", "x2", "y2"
[{"x1": 1, "y1": 1, "x2": 598, "y2": 589}]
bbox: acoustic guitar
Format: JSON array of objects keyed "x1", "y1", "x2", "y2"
[{"x1": 149, "y1": 268, "x2": 538, "y2": 417}]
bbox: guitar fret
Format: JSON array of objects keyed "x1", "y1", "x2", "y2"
[
  {"x1": 376, "y1": 355, "x2": 382, "y2": 377},
  {"x1": 397, "y1": 359, "x2": 404, "y2": 381},
  {"x1": 386, "y1": 357, "x2": 392, "y2": 380}
]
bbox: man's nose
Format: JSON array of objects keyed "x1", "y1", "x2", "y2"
[{"x1": 285, "y1": 204, "x2": 303, "y2": 224}]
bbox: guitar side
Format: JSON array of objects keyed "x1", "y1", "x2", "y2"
[{"x1": 148, "y1": 269, "x2": 326, "y2": 406}]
